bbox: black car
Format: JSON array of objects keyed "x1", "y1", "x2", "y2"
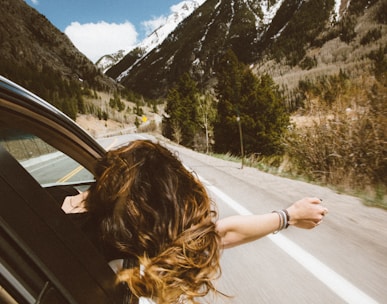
[{"x1": 0, "y1": 76, "x2": 125, "y2": 304}]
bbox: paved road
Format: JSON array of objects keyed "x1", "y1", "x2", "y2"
[
  {"x1": 44, "y1": 133, "x2": 387, "y2": 303},
  {"x1": 165, "y1": 141, "x2": 387, "y2": 304}
]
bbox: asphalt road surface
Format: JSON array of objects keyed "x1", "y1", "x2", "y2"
[
  {"x1": 50, "y1": 133, "x2": 387, "y2": 303},
  {"x1": 164, "y1": 140, "x2": 387, "y2": 304}
]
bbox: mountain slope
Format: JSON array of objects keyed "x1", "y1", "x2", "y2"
[
  {"x1": 108, "y1": 0, "x2": 385, "y2": 99},
  {"x1": 0, "y1": 0, "x2": 115, "y2": 94},
  {"x1": 98, "y1": 0, "x2": 205, "y2": 73},
  {"x1": 107, "y1": 0, "x2": 263, "y2": 97}
]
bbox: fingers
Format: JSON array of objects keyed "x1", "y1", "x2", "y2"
[
  {"x1": 318, "y1": 198, "x2": 328, "y2": 216},
  {"x1": 310, "y1": 197, "x2": 329, "y2": 216},
  {"x1": 287, "y1": 197, "x2": 329, "y2": 229},
  {"x1": 293, "y1": 197, "x2": 329, "y2": 229},
  {"x1": 316, "y1": 201, "x2": 328, "y2": 227},
  {"x1": 293, "y1": 220, "x2": 319, "y2": 229},
  {"x1": 309, "y1": 197, "x2": 323, "y2": 204}
]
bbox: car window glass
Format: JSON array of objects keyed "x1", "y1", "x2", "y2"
[{"x1": 0, "y1": 127, "x2": 94, "y2": 189}]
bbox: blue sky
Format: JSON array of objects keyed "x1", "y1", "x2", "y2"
[{"x1": 25, "y1": 0, "x2": 184, "y2": 62}]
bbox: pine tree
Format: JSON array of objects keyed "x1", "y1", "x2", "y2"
[
  {"x1": 242, "y1": 73, "x2": 289, "y2": 155},
  {"x1": 214, "y1": 49, "x2": 245, "y2": 154},
  {"x1": 162, "y1": 73, "x2": 200, "y2": 148},
  {"x1": 163, "y1": 87, "x2": 181, "y2": 141},
  {"x1": 215, "y1": 50, "x2": 289, "y2": 156}
]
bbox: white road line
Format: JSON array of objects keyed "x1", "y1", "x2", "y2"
[{"x1": 203, "y1": 180, "x2": 379, "y2": 304}]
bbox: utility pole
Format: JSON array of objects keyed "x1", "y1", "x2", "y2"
[{"x1": 236, "y1": 115, "x2": 244, "y2": 169}]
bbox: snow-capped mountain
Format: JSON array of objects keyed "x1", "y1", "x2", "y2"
[
  {"x1": 96, "y1": 0, "x2": 205, "y2": 72},
  {"x1": 109, "y1": 0, "x2": 347, "y2": 97}
]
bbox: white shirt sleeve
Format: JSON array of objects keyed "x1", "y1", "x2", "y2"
[{"x1": 139, "y1": 298, "x2": 156, "y2": 304}]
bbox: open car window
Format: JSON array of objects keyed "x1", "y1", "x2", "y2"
[
  {"x1": 0, "y1": 144, "x2": 122, "y2": 304},
  {"x1": 0, "y1": 77, "x2": 122, "y2": 304},
  {"x1": 0, "y1": 126, "x2": 94, "y2": 190}
]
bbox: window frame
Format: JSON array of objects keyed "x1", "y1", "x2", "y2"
[{"x1": 0, "y1": 77, "x2": 123, "y2": 303}]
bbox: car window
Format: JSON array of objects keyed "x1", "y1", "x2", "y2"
[
  {"x1": 0, "y1": 127, "x2": 94, "y2": 190},
  {"x1": 0, "y1": 78, "x2": 121, "y2": 304},
  {"x1": 0, "y1": 141, "x2": 121, "y2": 304}
]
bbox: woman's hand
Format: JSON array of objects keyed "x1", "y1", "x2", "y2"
[{"x1": 286, "y1": 197, "x2": 328, "y2": 229}]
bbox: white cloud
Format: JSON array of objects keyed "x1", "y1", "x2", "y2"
[
  {"x1": 141, "y1": 16, "x2": 168, "y2": 36},
  {"x1": 31, "y1": 0, "x2": 39, "y2": 4},
  {"x1": 64, "y1": 21, "x2": 138, "y2": 63}
]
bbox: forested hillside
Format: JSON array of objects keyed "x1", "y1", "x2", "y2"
[{"x1": 0, "y1": 0, "x2": 117, "y2": 119}]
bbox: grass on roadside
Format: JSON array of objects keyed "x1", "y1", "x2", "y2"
[{"x1": 210, "y1": 152, "x2": 387, "y2": 210}]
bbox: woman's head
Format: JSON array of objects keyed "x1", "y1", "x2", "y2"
[{"x1": 86, "y1": 140, "x2": 221, "y2": 303}]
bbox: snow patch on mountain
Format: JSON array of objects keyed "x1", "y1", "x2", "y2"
[
  {"x1": 140, "y1": 0, "x2": 205, "y2": 54},
  {"x1": 97, "y1": 0, "x2": 205, "y2": 73},
  {"x1": 333, "y1": 0, "x2": 348, "y2": 21},
  {"x1": 260, "y1": 0, "x2": 285, "y2": 25},
  {"x1": 96, "y1": 50, "x2": 126, "y2": 72}
]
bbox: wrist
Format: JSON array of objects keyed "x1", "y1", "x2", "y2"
[
  {"x1": 282, "y1": 209, "x2": 290, "y2": 227},
  {"x1": 272, "y1": 209, "x2": 289, "y2": 233},
  {"x1": 286, "y1": 206, "x2": 297, "y2": 226}
]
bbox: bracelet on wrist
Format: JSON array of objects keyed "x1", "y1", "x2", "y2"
[
  {"x1": 272, "y1": 209, "x2": 290, "y2": 234},
  {"x1": 282, "y1": 209, "x2": 290, "y2": 228}
]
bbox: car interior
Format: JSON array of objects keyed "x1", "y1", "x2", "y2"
[{"x1": 0, "y1": 77, "x2": 124, "y2": 303}]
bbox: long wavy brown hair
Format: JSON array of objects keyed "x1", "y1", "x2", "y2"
[{"x1": 86, "y1": 140, "x2": 221, "y2": 303}]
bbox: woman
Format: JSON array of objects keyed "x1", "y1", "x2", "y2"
[{"x1": 60, "y1": 140, "x2": 328, "y2": 303}]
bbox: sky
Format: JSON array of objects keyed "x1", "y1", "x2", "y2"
[{"x1": 24, "y1": 0, "x2": 185, "y2": 62}]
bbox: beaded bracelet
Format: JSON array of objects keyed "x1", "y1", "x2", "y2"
[
  {"x1": 272, "y1": 211, "x2": 282, "y2": 234},
  {"x1": 272, "y1": 209, "x2": 290, "y2": 234},
  {"x1": 282, "y1": 209, "x2": 290, "y2": 228}
]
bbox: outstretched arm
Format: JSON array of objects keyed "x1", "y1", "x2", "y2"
[{"x1": 215, "y1": 197, "x2": 328, "y2": 249}]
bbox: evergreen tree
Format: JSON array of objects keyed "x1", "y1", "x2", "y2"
[
  {"x1": 163, "y1": 87, "x2": 181, "y2": 141},
  {"x1": 134, "y1": 100, "x2": 144, "y2": 116},
  {"x1": 214, "y1": 49, "x2": 245, "y2": 154},
  {"x1": 215, "y1": 50, "x2": 289, "y2": 156},
  {"x1": 135, "y1": 116, "x2": 140, "y2": 128},
  {"x1": 109, "y1": 97, "x2": 117, "y2": 109},
  {"x1": 241, "y1": 72, "x2": 289, "y2": 155},
  {"x1": 162, "y1": 73, "x2": 200, "y2": 148},
  {"x1": 76, "y1": 93, "x2": 85, "y2": 114},
  {"x1": 62, "y1": 97, "x2": 78, "y2": 120}
]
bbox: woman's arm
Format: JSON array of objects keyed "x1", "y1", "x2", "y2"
[{"x1": 215, "y1": 197, "x2": 328, "y2": 249}]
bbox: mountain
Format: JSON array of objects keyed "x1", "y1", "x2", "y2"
[
  {"x1": 107, "y1": 0, "x2": 386, "y2": 99},
  {"x1": 0, "y1": 0, "x2": 116, "y2": 96},
  {"x1": 96, "y1": 0, "x2": 205, "y2": 73}
]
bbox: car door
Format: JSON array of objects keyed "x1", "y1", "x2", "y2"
[{"x1": 0, "y1": 76, "x2": 124, "y2": 303}]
